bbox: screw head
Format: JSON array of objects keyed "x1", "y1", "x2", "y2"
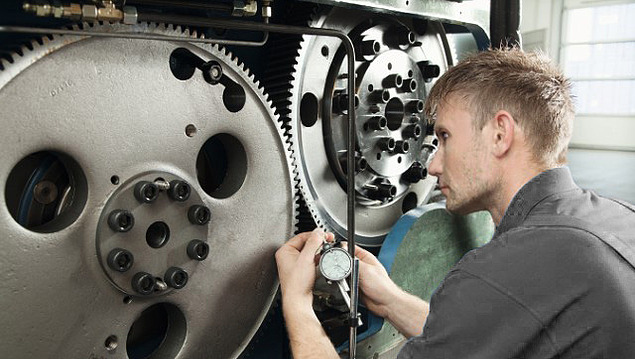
[
  {"x1": 187, "y1": 239, "x2": 210, "y2": 261},
  {"x1": 108, "y1": 209, "x2": 135, "y2": 232},
  {"x1": 131, "y1": 272, "x2": 155, "y2": 295},
  {"x1": 134, "y1": 181, "x2": 159, "y2": 203},
  {"x1": 164, "y1": 267, "x2": 188, "y2": 289},
  {"x1": 168, "y1": 180, "x2": 191, "y2": 202},
  {"x1": 107, "y1": 248, "x2": 134, "y2": 272},
  {"x1": 188, "y1": 205, "x2": 211, "y2": 225}
]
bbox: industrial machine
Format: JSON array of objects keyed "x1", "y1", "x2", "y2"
[{"x1": 0, "y1": 1, "x2": 518, "y2": 358}]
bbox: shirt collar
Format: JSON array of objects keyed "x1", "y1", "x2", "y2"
[{"x1": 494, "y1": 167, "x2": 578, "y2": 237}]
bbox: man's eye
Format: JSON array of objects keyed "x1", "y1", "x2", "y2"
[{"x1": 438, "y1": 132, "x2": 448, "y2": 141}]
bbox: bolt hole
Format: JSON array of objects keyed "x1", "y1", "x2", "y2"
[
  {"x1": 123, "y1": 296, "x2": 133, "y2": 304},
  {"x1": 376, "y1": 153, "x2": 381, "y2": 160},
  {"x1": 185, "y1": 124, "x2": 197, "y2": 137},
  {"x1": 223, "y1": 83, "x2": 246, "y2": 113},
  {"x1": 300, "y1": 92, "x2": 319, "y2": 127},
  {"x1": 367, "y1": 84, "x2": 374, "y2": 92},
  {"x1": 385, "y1": 97, "x2": 405, "y2": 130},
  {"x1": 6, "y1": 151, "x2": 88, "y2": 232},
  {"x1": 321, "y1": 45, "x2": 329, "y2": 58},
  {"x1": 402, "y1": 192, "x2": 418, "y2": 213},
  {"x1": 398, "y1": 156, "x2": 402, "y2": 163},
  {"x1": 105, "y1": 335, "x2": 118, "y2": 351},
  {"x1": 146, "y1": 221, "x2": 170, "y2": 249},
  {"x1": 197, "y1": 133, "x2": 247, "y2": 199},
  {"x1": 408, "y1": 69, "x2": 413, "y2": 77},
  {"x1": 169, "y1": 47, "x2": 197, "y2": 81},
  {"x1": 387, "y1": 63, "x2": 392, "y2": 70},
  {"x1": 110, "y1": 175, "x2": 119, "y2": 185},
  {"x1": 126, "y1": 303, "x2": 186, "y2": 359},
  {"x1": 433, "y1": 138, "x2": 439, "y2": 146}
]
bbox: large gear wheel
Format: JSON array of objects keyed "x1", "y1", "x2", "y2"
[
  {"x1": 0, "y1": 23, "x2": 295, "y2": 359},
  {"x1": 279, "y1": 7, "x2": 450, "y2": 246}
]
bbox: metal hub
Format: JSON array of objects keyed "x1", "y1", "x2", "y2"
[
  {"x1": 97, "y1": 172, "x2": 209, "y2": 296},
  {"x1": 0, "y1": 23, "x2": 294, "y2": 359},
  {"x1": 288, "y1": 8, "x2": 449, "y2": 245}
]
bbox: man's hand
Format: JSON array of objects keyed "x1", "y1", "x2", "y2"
[
  {"x1": 275, "y1": 228, "x2": 334, "y2": 307},
  {"x1": 354, "y1": 245, "x2": 402, "y2": 318}
]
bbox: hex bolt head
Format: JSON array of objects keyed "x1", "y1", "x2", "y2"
[
  {"x1": 168, "y1": 180, "x2": 191, "y2": 202},
  {"x1": 403, "y1": 78, "x2": 417, "y2": 92},
  {"x1": 394, "y1": 141, "x2": 410, "y2": 154},
  {"x1": 366, "y1": 116, "x2": 387, "y2": 131},
  {"x1": 404, "y1": 124, "x2": 422, "y2": 139},
  {"x1": 108, "y1": 209, "x2": 135, "y2": 232},
  {"x1": 188, "y1": 205, "x2": 211, "y2": 225},
  {"x1": 407, "y1": 100, "x2": 424, "y2": 114},
  {"x1": 402, "y1": 162, "x2": 427, "y2": 183},
  {"x1": 187, "y1": 239, "x2": 210, "y2": 261},
  {"x1": 332, "y1": 90, "x2": 359, "y2": 114},
  {"x1": 377, "y1": 137, "x2": 396, "y2": 152},
  {"x1": 419, "y1": 63, "x2": 440, "y2": 80},
  {"x1": 367, "y1": 181, "x2": 397, "y2": 200},
  {"x1": 383, "y1": 74, "x2": 403, "y2": 88},
  {"x1": 107, "y1": 248, "x2": 134, "y2": 272},
  {"x1": 201, "y1": 60, "x2": 223, "y2": 85},
  {"x1": 131, "y1": 272, "x2": 155, "y2": 295},
  {"x1": 164, "y1": 267, "x2": 189, "y2": 289},
  {"x1": 134, "y1": 181, "x2": 159, "y2": 204},
  {"x1": 358, "y1": 39, "x2": 381, "y2": 56}
]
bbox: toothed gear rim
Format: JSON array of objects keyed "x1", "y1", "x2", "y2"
[
  {"x1": 0, "y1": 22, "x2": 295, "y2": 359},
  {"x1": 287, "y1": 8, "x2": 450, "y2": 246}
]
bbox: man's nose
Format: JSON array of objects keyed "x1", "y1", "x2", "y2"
[{"x1": 428, "y1": 151, "x2": 442, "y2": 177}]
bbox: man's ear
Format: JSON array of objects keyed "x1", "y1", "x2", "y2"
[{"x1": 490, "y1": 110, "x2": 515, "y2": 158}]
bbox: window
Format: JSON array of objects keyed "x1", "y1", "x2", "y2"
[{"x1": 561, "y1": 1, "x2": 635, "y2": 116}]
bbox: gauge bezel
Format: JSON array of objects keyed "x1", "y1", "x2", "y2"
[{"x1": 319, "y1": 247, "x2": 353, "y2": 281}]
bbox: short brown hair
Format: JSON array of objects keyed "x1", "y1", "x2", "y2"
[{"x1": 424, "y1": 47, "x2": 574, "y2": 166}]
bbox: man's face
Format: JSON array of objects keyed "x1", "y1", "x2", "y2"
[{"x1": 428, "y1": 96, "x2": 493, "y2": 214}]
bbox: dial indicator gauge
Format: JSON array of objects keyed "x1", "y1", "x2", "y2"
[{"x1": 319, "y1": 247, "x2": 352, "y2": 281}]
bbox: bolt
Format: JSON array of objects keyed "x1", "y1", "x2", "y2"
[
  {"x1": 365, "y1": 116, "x2": 387, "y2": 131},
  {"x1": 107, "y1": 248, "x2": 134, "y2": 272},
  {"x1": 332, "y1": 90, "x2": 359, "y2": 114},
  {"x1": 131, "y1": 272, "x2": 155, "y2": 295},
  {"x1": 33, "y1": 180, "x2": 58, "y2": 204},
  {"x1": 134, "y1": 181, "x2": 159, "y2": 204},
  {"x1": 377, "y1": 137, "x2": 396, "y2": 152},
  {"x1": 390, "y1": 27, "x2": 416, "y2": 47},
  {"x1": 164, "y1": 267, "x2": 189, "y2": 289},
  {"x1": 402, "y1": 162, "x2": 427, "y2": 183},
  {"x1": 339, "y1": 152, "x2": 368, "y2": 174},
  {"x1": 358, "y1": 39, "x2": 381, "y2": 57},
  {"x1": 394, "y1": 141, "x2": 410, "y2": 154},
  {"x1": 418, "y1": 62, "x2": 440, "y2": 81},
  {"x1": 407, "y1": 100, "x2": 424, "y2": 114},
  {"x1": 154, "y1": 179, "x2": 170, "y2": 191},
  {"x1": 108, "y1": 209, "x2": 135, "y2": 232},
  {"x1": 168, "y1": 180, "x2": 191, "y2": 202},
  {"x1": 404, "y1": 124, "x2": 422, "y2": 140},
  {"x1": 402, "y1": 78, "x2": 417, "y2": 92},
  {"x1": 201, "y1": 60, "x2": 223, "y2": 85},
  {"x1": 187, "y1": 239, "x2": 210, "y2": 261},
  {"x1": 154, "y1": 278, "x2": 168, "y2": 292},
  {"x1": 383, "y1": 74, "x2": 403, "y2": 88},
  {"x1": 371, "y1": 89, "x2": 391, "y2": 104},
  {"x1": 366, "y1": 182, "x2": 397, "y2": 200},
  {"x1": 188, "y1": 205, "x2": 211, "y2": 225},
  {"x1": 369, "y1": 104, "x2": 381, "y2": 113}
]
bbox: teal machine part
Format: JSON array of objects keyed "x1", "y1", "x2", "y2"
[{"x1": 339, "y1": 202, "x2": 495, "y2": 358}]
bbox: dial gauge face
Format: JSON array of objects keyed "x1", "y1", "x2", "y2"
[{"x1": 319, "y1": 247, "x2": 352, "y2": 281}]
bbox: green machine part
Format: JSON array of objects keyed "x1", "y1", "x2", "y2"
[{"x1": 355, "y1": 203, "x2": 495, "y2": 359}]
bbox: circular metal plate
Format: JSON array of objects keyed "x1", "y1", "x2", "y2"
[{"x1": 0, "y1": 23, "x2": 294, "y2": 359}]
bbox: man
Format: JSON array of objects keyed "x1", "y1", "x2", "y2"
[{"x1": 275, "y1": 48, "x2": 635, "y2": 358}]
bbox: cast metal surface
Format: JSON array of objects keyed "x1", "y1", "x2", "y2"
[
  {"x1": 0, "y1": 22, "x2": 295, "y2": 359},
  {"x1": 301, "y1": 0, "x2": 490, "y2": 46},
  {"x1": 284, "y1": 7, "x2": 447, "y2": 246}
]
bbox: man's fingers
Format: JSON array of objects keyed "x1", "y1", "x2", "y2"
[
  {"x1": 283, "y1": 231, "x2": 315, "y2": 251},
  {"x1": 354, "y1": 245, "x2": 382, "y2": 266},
  {"x1": 298, "y1": 228, "x2": 327, "y2": 262}
]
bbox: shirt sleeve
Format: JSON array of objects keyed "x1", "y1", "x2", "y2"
[{"x1": 398, "y1": 269, "x2": 557, "y2": 359}]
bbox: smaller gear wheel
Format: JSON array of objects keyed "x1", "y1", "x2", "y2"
[{"x1": 283, "y1": 8, "x2": 450, "y2": 245}]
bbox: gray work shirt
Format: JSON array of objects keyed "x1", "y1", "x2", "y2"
[{"x1": 398, "y1": 167, "x2": 635, "y2": 358}]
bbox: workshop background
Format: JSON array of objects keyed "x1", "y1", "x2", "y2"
[{"x1": 520, "y1": 0, "x2": 635, "y2": 203}]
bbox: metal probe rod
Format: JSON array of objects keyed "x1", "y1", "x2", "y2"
[{"x1": 0, "y1": 11, "x2": 360, "y2": 358}]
